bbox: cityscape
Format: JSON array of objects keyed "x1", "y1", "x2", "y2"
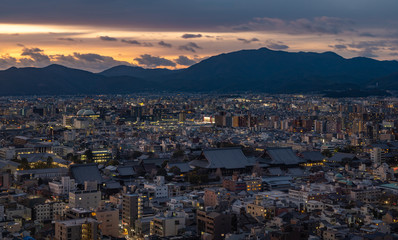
[
  {"x1": 0, "y1": 94, "x2": 396, "y2": 239},
  {"x1": 1, "y1": 0, "x2": 398, "y2": 240}
]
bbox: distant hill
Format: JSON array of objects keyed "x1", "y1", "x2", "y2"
[
  {"x1": 100, "y1": 65, "x2": 175, "y2": 80},
  {"x1": 0, "y1": 64, "x2": 153, "y2": 96},
  {"x1": 1, "y1": 48, "x2": 398, "y2": 96},
  {"x1": 157, "y1": 48, "x2": 398, "y2": 92},
  {"x1": 370, "y1": 71, "x2": 398, "y2": 89}
]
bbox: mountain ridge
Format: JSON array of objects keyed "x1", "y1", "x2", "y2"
[{"x1": 1, "y1": 47, "x2": 398, "y2": 96}]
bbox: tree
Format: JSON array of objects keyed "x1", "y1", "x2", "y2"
[
  {"x1": 34, "y1": 161, "x2": 48, "y2": 169},
  {"x1": 157, "y1": 168, "x2": 167, "y2": 177},
  {"x1": 115, "y1": 148, "x2": 121, "y2": 161},
  {"x1": 46, "y1": 156, "x2": 53, "y2": 167},
  {"x1": 84, "y1": 149, "x2": 93, "y2": 163},
  {"x1": 321, "y1": 149, "x2": 333, "y2": 158},
  {"x1": 19, "y1": 158, "x2": 30, "y2": 170},
  {"x1": 107, "y1": 159, "x2": 119, "y2": 166},
  {"x1": 252, "y1": 162, "x2": 263, "y2": 177},
  {"x1": 66, "y1": 153, "x2": 74, "y2": 161},
  {"x1": 169, "y1": 166, "x2": 181, "y2": 176}
]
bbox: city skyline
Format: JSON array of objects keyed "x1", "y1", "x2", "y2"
[{"x1": 1, "y1": 0, "x2": 398, "y2": 71}]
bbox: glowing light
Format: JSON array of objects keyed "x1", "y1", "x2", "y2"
[{"x1": 0, "y1": 23, "x2": 89, "y2": 34}]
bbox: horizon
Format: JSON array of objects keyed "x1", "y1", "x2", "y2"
[
  {"x1": 2, "y1": 47, "x2": 398, "y2": 73},
  {"x1": 0, "y1": 0, "x2": 398, "y2": 72}
]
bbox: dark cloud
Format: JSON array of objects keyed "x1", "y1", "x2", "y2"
[
  {"x1": 181, "y1": 34, "x2": 202, "y2": 39},
  {"x1": 121, "y1": 39, "x2": 153, "y2": 46},
  {"x1": 0, "y1": 0, "x2": 398, "y2": 35},
  {"x1": 158, "y1": 41, "x2": 172, "y2": 48},
  {"x1": 358, "y1": 49, "x2": 378, "y2": 58},
  {"x1": 134, "y1": 54, "x2": 176, "y2": 68},
  {"x1": 21, "y1": 47, "x2": 51, "y2": 63},
  {"x1": 389, "y1": 53, "x2": 398, "y2": 56},
  {"x1": 0, "y1": 55, "x2": 18, "y2": 69},
  {"x1": 359, "y1": 32, "x2": 376, "y2": 37},
  {"x1": 0, "y1": 47, "x2": 131, "y2": 72},
  {"x1": 233, "y1": 16, "x2": 355, "y2": 35},
  {"x1": 99, "y1": 36, "x2": 118, "y2": 41},
  {"x1": 174, "y1": 56, "x2": 197, "y2": 66},
  {"x1": 121, "y1": 39, "x2": 140, "y2": 45},
  {"x1": 329, "y1": 44, "x2": 347, "y2": 50},
  {"x1": 347, "y1": 41, "x2": 387, "y2": 49},
  {"x1": 57, "y1": 37, "x2": 75, "y2": 41},
  {"x1": 52, "y1": 53, "x2": 131, "y2": 72},
  {"x1": 344, "y1": 41, "x2": 389, "y2": 58},
  {"x1": 237, "y1": 38, "x2": 259, "y2": 44},
  {"x1": 232, "y1": 26, "x2": 252, "y2": 31},
  {"x1": 178, "y1": 42, "x2": 202, "y2": 53},
  {"x1": 265, "y1": 40, "x2": 289, "y2": 50}
]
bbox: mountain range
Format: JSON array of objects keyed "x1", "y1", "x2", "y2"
[{"x1": 1, "y1": 47, "x2": 398, "y2": 96}]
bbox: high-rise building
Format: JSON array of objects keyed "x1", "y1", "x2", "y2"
[
  {"x1": 95, "y1": 204, "x2": 119, "y2": 238},
  {"x1": 178, "y1": 112, "x2": 186, "y2": 122},
  {"x1": 371, "y1": 147, "x2": 383, "y2": 166},
  {"x1": 197, "y1": 210, "x2": 232, "y2": 240},
  {"x1": 122, "y1": 193, "x2": 142, "y2": 234},
  {"x1": 54, "y1": 218, "x2": 100, "y2": 240}
]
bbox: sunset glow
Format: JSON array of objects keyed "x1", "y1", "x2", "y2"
[{"x1": 0, "y1": 0, "x2": 397, "y2": 71}]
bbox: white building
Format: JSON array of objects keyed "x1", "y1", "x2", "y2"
[
  {"x1": 144, "y1": 176, "x2": 169, "y2": 198},
  {"x1": 370, "y1": 147, "x2": 383, "y2": 166},
  {"x1": 306, "y1": 200, "x2": 324, "y2": 212},
  {"x1": 74, "y1": 118, "x2": 90, "y2": 129},
  {"x1": 52, "y1": 145, "x2": 73, "y2": 157},
  {"x1": 167, "y1": 198, "x2": 184, "y2": 210},
  {"x1": 49, "y1": 176, "x2": 77, "y2": 196},
  {"x1": 350, "y1": 186, "x2": 381, "y2": 203},
  {"x1": 150, "y1": 211, "x2": 186, "y2": 237},
  {"x1": 34, "y1": 202, "x2": 66, "y2": 221}
]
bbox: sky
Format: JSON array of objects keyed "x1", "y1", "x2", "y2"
[{"x1": 0, "y1": 0, "x2": 398, "y2": 72}]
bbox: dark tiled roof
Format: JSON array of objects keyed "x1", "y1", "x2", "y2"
[
  {"x1": 117, "y1": 166, "x2": 136, "y2": 176},
  {"x1": 301, "y1": 151, "x2": 324, "y2": 162},
  {"x1": 328, "y1": 152, "x2": 356, "y2": 162},
  {"x1": 267, "y1": 148, "x2": 303, "y2": 165},
  {"x1": 70, "y1": 163, "x2": 103, "y2": 184}
]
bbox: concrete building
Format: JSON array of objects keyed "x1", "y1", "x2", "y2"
[
  {"x1": 150, "y1": 212, "x2": 185, "y2": 237},
  {"x1": 197, "y1": 210, "x2": 232, "y2": 240},
  {"x1": 54, "y1": 218, "x2": 100, "y2": 240},
  {"x1": 246, "y1": 178, "x2": 262, "y2": 192},
  {"x1": 49, "y1": 176, "x2": 77, "y2": 196},
  {"x1": 34, "y1": 202, "x2": 66, "y2": 221},
  {"x1": 350, "y1": 187, "x2": 381, "y2": 203},
  {"x1": 69, "y1": 190, "x2": 101, "y2": 210},
  {"x1": 144, "y1": 176, "x2": 169, "y2": 199},
  {"x1": 122, "y1": 193, "x2": 142, "y2": 233},
  {"x1": 95, "y1": 205, "x2": 119, "y2": 238},
  {"x1": 246, "y1": 195, "x2": 268, "y2": 218},
  {"x1": 370, "y1": 147, "x2": 383, "y2": 166},
  {"x1": 204, "y1": 188, "x2": 226, "y2": 207}
]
